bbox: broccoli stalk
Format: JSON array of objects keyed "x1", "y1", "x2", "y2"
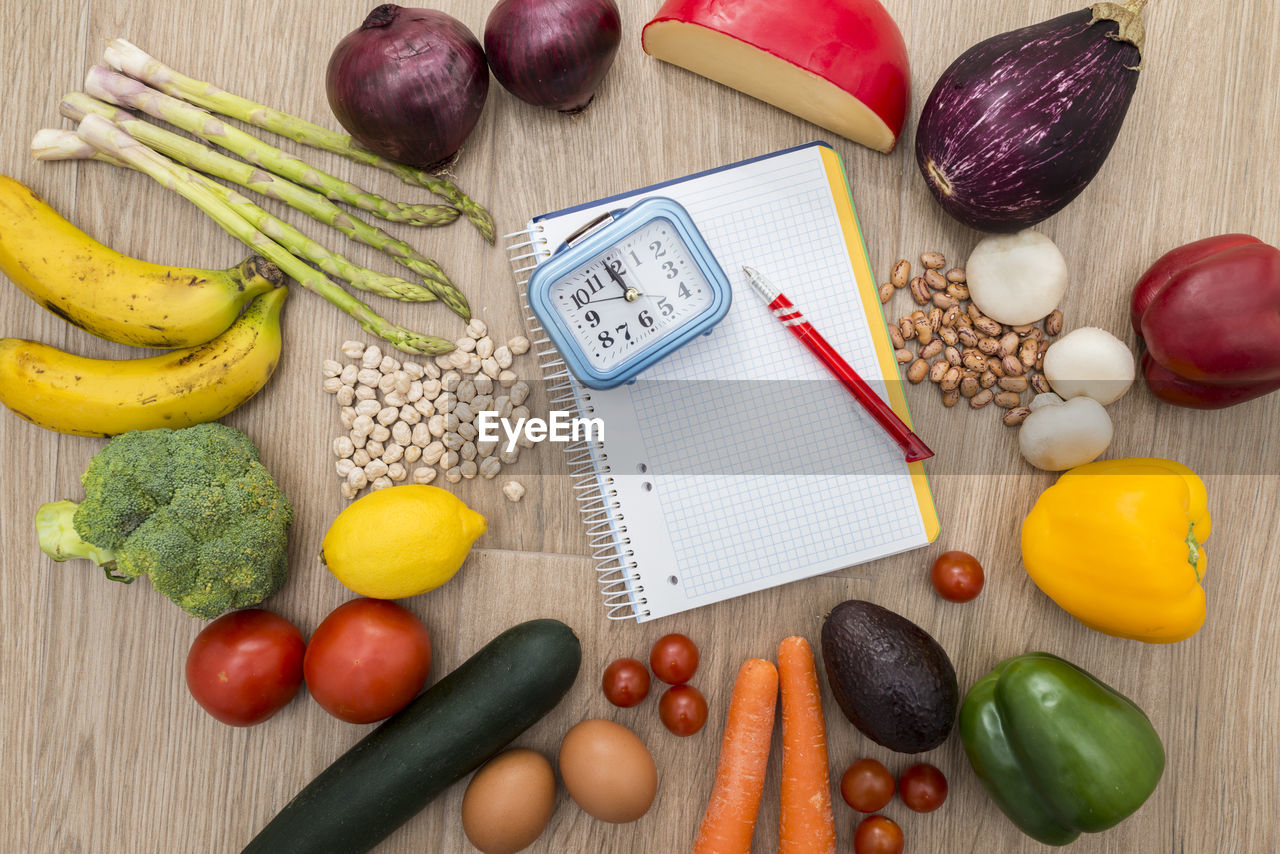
[
  {"x1": 34, "y1": 424, "x2": 293, "y2": 620},
  {"x1": 36, "y1": 500, "x2": 129, "y2": 580}
]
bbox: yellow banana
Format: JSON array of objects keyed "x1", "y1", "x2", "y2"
[
  {"x1": 0, "y1": 287, "x2": 286, "y2": 437},
  {"x1": 0, "y1": 174, "x2": 282, "y2": 348}
]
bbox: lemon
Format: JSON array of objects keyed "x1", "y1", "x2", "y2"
[{"x1": 321, "y1": 485, "x2": 487, "y2": 599}]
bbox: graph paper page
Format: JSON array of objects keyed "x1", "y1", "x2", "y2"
[{"x1": 530, "y1": 144, "x2": 933, "y2": 620}]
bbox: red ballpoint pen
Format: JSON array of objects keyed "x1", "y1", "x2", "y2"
[{"x1": 743, "y1": 266, "x2": 934, "y2": 464}]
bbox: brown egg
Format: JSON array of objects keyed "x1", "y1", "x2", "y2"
[
  {"x1": 557, "y1": 719, "x2": 658, "y2": 823},
  {"x1": 461, "y1": 749, "x2": 557, "y2": 854}
]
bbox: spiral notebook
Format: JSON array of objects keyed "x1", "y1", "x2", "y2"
[{"x1": 507, "y1": 142, "x2": 938, "y2": 621}]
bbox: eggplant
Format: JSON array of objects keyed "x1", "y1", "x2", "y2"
[{"x1": 915, "y1": 1, "x2": 1149, "y2": 232}]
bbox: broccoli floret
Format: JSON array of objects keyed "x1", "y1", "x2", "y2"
[{"x1": 35, "y1": 423, "x2": 293, "y2": 620}]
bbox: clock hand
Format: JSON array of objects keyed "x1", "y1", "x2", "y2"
[
  {"x1": 604, "y1": 263, "x2": 628, "y2": 292},
  {"x1": 604, "y1": 263, "x2": 640, "y2": 302},
  {"x1": 591, "y1": 293, "x2": 654, "y2": 303}
]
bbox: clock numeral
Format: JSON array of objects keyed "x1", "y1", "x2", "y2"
[
  {"x1": 586, "y1": 272, "x2": 604, "y2": 293},
  {"x1": 615, "y1": 322, "x2": 632, "y2": 342},
  {"x1": 649, "y1": 240, "x2": 666, "y2": 259},
  {"x1": 677, "y1": 282, "x2": 692, "y2": 300},
  {"x1": 638, "y1": 310, "x2": 654, "y2": 329},
  {"x1": 598, "y1": 330, "x2": 615, "y2": 348},
  {"x1": 608, "y1": 258, "x2": 624, "y2": 275},
  {"x1": 571, "y1": 288, "x2": 591, "y2": 309},
  {"x1": 628, "y1": 249, "x2": 643, "y2": 267},
  {"x1": 657, "y1": 297, "x2": 674, "y2": 317},
  {"x1": 662, "y1": 261, "x2": 678, "y2": 279},
  {"x1": 585, "y1": 310, "x2": 601, "y2": 328}
]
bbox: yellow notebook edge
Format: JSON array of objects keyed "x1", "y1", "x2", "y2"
[{"x1": 819, "y1": 144, "x2": 941, "y2": 543}]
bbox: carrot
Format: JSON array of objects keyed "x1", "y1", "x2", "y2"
[
  {"x1": 692, "y1": 657, "x2": 779, "y2": 854},
  {"x1": 777, "y1": 636, "x2": 836, "y2": 854}
]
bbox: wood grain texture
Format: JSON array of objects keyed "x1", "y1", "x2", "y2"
[{"x1": 2, "y1": 0, "x2": 1277, "y2": 852}]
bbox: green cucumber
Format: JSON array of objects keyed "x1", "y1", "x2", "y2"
[{"x1": 241, "y1": 618, "x2": 581, "y2": 854}]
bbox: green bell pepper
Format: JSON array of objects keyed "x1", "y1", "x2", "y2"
[{"x1": 959, "y1": 652, "x2": 1165, "y2": 846}]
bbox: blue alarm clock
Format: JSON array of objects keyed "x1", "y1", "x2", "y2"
[{"x1": 528, "y1": 197, "x2": 732, "y2": 389}]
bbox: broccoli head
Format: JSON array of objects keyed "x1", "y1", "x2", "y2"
[{"x1": 35, "y1": 423, "x2": 293, "y2": 620}]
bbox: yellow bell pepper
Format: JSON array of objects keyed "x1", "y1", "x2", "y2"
[{"x1": 1020, "y1": 457, "x2": 1210, "y2": 643}]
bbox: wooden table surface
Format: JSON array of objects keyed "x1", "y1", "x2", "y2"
[{"x1": 3, "y1": 0, "x2": 1278, "y2": 851}]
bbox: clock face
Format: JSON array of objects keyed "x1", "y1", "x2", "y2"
[{"x1": 548, "y1": 218, "x2": 715, "y2": 373}]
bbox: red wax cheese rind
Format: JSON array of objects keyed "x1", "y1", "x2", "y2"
[{"x1": 641, "y1": 0, "x2": 910, "y2": 153}]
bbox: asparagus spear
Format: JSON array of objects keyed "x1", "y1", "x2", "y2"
[
  {"x1": 80, "y1": 72, "x2": 471, "y2": 320},
  {"x1": 104, "y1": 38, "x2": 496, "y2": 245},
  {"x1": 83, "y1": 65, "x2": 455, "y2": 232},
  {"x1": 59, "y1": 94, "x2": 442, "y2": 305},
  {"x1": 34, "y1": 126, "x2": 437, "y2": 305},
  {"x1": 33, "y1": 128, "x2": 126, "y2": 166},
  {"x1": 74, "y1": 114, "x2": 454, "y2": 356}
]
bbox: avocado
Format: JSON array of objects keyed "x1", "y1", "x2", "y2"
[{"x1": 820, "y1": 600, "x2": 958, "y2": 753}]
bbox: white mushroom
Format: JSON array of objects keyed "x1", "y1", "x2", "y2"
[
  {"x1": 1043, "y1": 327, "x2": 1135, "y2": 405},
  {"x1": 1018, "y1": 393, "x2": 1114, "y2": 471},
  {"x1": 966, "y1": 229, "x2": 1069, "y2": 325}
]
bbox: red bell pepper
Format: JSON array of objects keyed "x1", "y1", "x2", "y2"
[{"x1": 1131, "y1": 234, "x2": 1280, "y2": 409}]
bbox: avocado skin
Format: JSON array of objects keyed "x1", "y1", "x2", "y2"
[{"x1": 821, "y1": 600, "x2": 959, "y2": 753}]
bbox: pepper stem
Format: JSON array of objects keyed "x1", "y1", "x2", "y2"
[{"x1": 1186, "y1": 522, "x2": 1201, "y2": 583}]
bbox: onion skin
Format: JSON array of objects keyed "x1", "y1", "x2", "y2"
[
  {"x1": 915, "y1": 4, "x2": 1145, "y2": 232},
  {"x1": 484, "y1": 0, "x2": 622, "y2": 113},
  {"x1": 327, "y1": 5, "x2": 489, "y2": 170}
]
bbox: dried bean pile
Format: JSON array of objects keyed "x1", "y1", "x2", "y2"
[
  {"x1": 322, "y1": 318, "x2": 533, "y2": 500},
  {"x1": 881, "y1": 252, "x2": 1064, "y2": 426}
]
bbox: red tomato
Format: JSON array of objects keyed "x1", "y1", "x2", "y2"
[
  {"x1": 602, "y1": 657, "x2": 651, "y2": 707},
  {"x1": 304, "y1": 599, "x2": 432, "y2": 724},
  {"x1": 658, "y1": 684, "x2": 708, "y2": 736},
  {"x1": 854, "y1": 815, "x2": 904, "y2": 854},
  {"x1": 840, "y1": 758, "x2": 895, "y2": 813},
  {"x1": 898, "y1": 762, "x2": 948, "y2": 813},
  {"x1": 649, "y1": 633, "x2": 699, "y2": 685},
  {"x1": 185, "y1": 609, "x2": 305, "y2": 727},
  {"x1": 930, "y1": 550, "x2": 985, "y2": 602}
]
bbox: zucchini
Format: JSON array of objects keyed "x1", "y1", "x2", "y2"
[{"x1": 241, "y1": 618, "x2": 581, "y2": 854}]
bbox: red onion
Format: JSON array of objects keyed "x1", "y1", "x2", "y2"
[
  {"x1": 484, "y1": 0, "x2": 622, "y2": 113},
  {"x1": 326, "y1": 5, "x2": 489, "y2": 170}
]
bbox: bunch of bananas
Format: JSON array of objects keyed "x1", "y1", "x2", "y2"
[{"x1": 0, "y1": 174, "x2": 286, "y2": 436}]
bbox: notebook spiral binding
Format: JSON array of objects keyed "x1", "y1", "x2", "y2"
[{"x1": 505, "y1": 224, "x2": 645, "y2": 621}]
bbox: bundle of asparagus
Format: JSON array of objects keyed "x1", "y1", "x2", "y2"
[
  {"x1": 104, "y1": 39, "x2": 495, "y2": 245},
  {"x1": 74, "y1": 115, "x2": 455, "y2": 355},
  {"x1": 32, "y1": 42, "x2": 498, "y2": 354}
]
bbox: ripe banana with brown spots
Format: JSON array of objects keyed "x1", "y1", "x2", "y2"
[
  {"x1": 0, "y1": 174, "x2": 281, "y2": 347},
  {"x1": 0, "y1": 286, "x2": 286, "y2": 436}
]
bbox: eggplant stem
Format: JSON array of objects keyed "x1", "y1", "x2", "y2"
[{"x1": 1090, "y1": 0, "x2": 1148, "y2": 62}]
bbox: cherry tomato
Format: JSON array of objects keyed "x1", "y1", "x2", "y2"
[
  {"x1": 854, "y1": 815, "x2": 904, "y2": 854},
  {"x1": 898, "y1": 762, "x2": 948, "y2": 813},
  {"x1": 930, "y1": 550, "x2": 985, "y2": 602},
  {"x1": 185, "y1": 609, "x2": 305, "y2": 727},
  {"x1": 840, "y1": 758, "x2": 895, "y2": 813},
  {"x1": 658, "y1": 684, "x2": 708, "y2": 736},
  {"x1": 649, "y1": 633, "x2": 699, "y2": 685},
  {"x1": 602, "y1": 657, "x2": 651, "y2": 707},
  {"x1": 304, "y1": 599, "x2": 432, "y2": 724}
]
